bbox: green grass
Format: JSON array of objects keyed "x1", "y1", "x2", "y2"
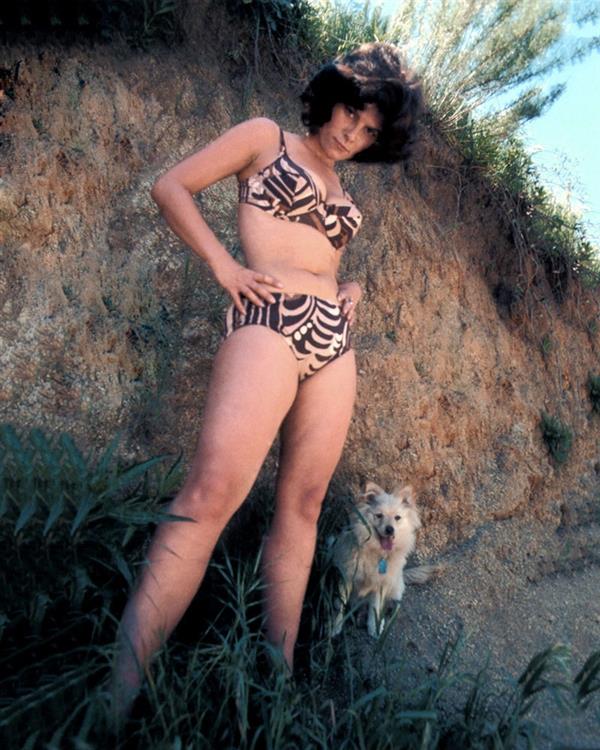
[
  {"x1": 540, "y1": 411, "x2": 573, "y2": 465},
  {"x1": 588, "y1": 373, "x2": 600, "y2": 415},
  {"x1": 1, "y1": 425, "x2": 599, "y2": 747}
]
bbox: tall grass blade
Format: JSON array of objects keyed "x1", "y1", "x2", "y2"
[
  {"x1": 0, "y1": 423, "x2": 25, "y2": 456},
  {"x1": 14, "y1": 495, "x2": 38, "y2": 534},
  {"x1": 59, "y1": 433, "x2": 88, "y2": 479},
  {"x1": 574, "y1": 650, "x2": 600, "y2": 707},
  {"x1": 43, "y1": 495, "x2": 65, "y2": 536},
  {"x1": 97, "y1": 454, "x2": 170, "y2": 498},
  {"x1": 91, "y1": 431, "x2": 122, "y2": 485},
  {"x1": 70, "y1": 494, "x2": 98, "y2": 536}
]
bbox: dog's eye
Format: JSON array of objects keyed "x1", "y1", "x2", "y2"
[
  {"x1": 394, "y1": 515, "x2": 402, "y2": 521},
  {"x1": 375, "y1": 513, "x2": 383, "y2": 519}
]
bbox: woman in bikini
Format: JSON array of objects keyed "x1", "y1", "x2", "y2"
[{"x1": 112, "y1": 41, "x2": 422, "y2": 713}]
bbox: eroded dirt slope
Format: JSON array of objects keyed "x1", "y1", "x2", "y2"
[{"x1": 1, "y1": 17, "x2": 599, "y2": 740}]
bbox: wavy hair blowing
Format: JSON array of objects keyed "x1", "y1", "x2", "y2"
[{"x1": 300, "y1": 42, "x2": 423, "y2": 163}]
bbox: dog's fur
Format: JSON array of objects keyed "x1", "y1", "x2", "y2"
[{"x1": 332, "y1": 481, "x2": 434, "y2": 637}]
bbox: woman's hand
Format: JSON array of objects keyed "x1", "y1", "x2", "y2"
[
  {"x1": 337, "y1": 280, "x2": 362, "y2": 326},
  {"x1": 213, "y1": 258, "x2": 284, "y2": 314}
]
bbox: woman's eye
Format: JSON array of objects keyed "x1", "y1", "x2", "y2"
[{"x1": 367, "y1": 128, "x2": 379, "y2": 139}]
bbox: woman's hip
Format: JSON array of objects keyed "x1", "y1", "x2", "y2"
[{"x1": 223, "y1": 293, "x2": 352, "y2": 382}]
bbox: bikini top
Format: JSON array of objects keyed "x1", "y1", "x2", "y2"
[{"x1": 238, "y1": 127, "x2": 362, "y2": 250}]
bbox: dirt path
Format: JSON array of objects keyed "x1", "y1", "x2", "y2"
[{"x1": 353, "y1": 522, "x2": 600, "y2": 748}]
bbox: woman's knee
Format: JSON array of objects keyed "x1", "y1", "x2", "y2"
[
  {"x1": 171, "y1": 471, "x2": 246, "y2": 525},
  {"x1": 280, "y1": 484, "x2": 328, "y2": 526}
]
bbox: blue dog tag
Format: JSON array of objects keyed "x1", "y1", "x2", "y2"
[{"x1": 378, "y1": 558, "x2": 387, "y2": 575}]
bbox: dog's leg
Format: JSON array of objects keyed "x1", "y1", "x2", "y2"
[
  {"x1": 390, "y1": 574, "x2": 405, "y2": 603},
  {"x1": 367, "y1": 588, "x2": 385, "y2": 638}
]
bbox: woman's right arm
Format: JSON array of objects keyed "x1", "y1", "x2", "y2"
[{"x1": 150, "y1": 117, "x2": 283, "y2": 313}]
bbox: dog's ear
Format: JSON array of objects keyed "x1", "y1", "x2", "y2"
[
  {"x1": 361, "y1": 481, "x2": 385, "y2": 506},
  {"x1": 394, "y1": 484, "x2": 416, "y2": 508},
  {"x1": 364, "y1": 480, "x2": 385, "y2": 496},
  {"x1": 395, "y1": 485, "x2": 422, "y2": 530}
]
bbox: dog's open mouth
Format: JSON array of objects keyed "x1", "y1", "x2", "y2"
[{"x1": 378, "y1": 533, "x2": 394, "y2": 551}]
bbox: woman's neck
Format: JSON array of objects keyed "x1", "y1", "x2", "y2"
[{"x1": 300, "y1": 132, "x2": 336, "y2": 170}]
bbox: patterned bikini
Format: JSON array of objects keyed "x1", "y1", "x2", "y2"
[{"x1": 224, "y1": 127, "x2": 363, "y2": 381}]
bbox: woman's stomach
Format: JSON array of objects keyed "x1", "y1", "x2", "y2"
[{"x1": 239, "y1": 209, "x2": 342, "y2": 301}]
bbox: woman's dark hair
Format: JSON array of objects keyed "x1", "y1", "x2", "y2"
[{"x1": 300, "y1": 42, "x2": 423, "y2": 163}]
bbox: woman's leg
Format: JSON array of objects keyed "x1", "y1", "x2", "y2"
[
  {"x1": 261, "y1": 350, "x2": 357, "y2": 669},
  {"x1": 112, "y1": 327, "x2": 298, "y2": 714}
]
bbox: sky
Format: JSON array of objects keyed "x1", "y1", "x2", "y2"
[{"x1": 378, "y1": 0, "x2": 600, "y2": 247}]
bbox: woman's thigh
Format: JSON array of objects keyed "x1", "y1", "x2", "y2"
[
  {"x1": 276, "y1": 349, "x2": 357, "y2": 497},
  {"x1": 181, "y1": 326, "x2": 299, "y2": 501}
]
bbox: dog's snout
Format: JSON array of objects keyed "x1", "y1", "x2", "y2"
[{"x1": 385, "y1": 525, "x2": 394, "y2": 536}]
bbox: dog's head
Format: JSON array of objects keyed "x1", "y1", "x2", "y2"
[{"x1": 355, "y1": 481, "x2": 421, "y2": 552}]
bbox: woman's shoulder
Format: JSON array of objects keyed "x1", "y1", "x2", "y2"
[{"x1": 234, "y1": 117, "x2": 282, "y2": 144}]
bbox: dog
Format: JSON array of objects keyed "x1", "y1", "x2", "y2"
[{"x1": 332, "y1": 481, "x2": 435, "y2": 638}]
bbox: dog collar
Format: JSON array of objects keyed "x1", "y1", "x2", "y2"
[{"x1": 378, "y1": 558, "x2": 388, "y2": 575}]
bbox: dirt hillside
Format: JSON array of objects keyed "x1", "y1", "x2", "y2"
[{"x1": 1, "y1": 6, "x2": 599, "y2": 744}]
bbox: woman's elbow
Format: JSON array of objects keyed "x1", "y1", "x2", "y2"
[
  {"x1": 150, "y1": 174, "x2": 194, "y2": 208},
  {"x1": 150, "y1": 175, "x2": 170, "y2": 205}
]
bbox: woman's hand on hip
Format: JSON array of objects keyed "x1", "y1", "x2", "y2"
[
  {"x1": 337, "y1": 281, "x2": 362, "y2": 326},
  {"x1": 213, "y1": 258, "x2": 284, "y2": 314}
]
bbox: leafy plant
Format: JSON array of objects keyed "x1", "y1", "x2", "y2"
[
  {"x1": 574, "y1": 650, "x2": 600, "y2": 710},
  {"x1": 441, "y1": 644, "x2": 573, "y2": 747},
  {"x1": 541, "y1": 333, "x2": 553, "y2": 356},
  {"x1": 0, "y1": 423, "x2": 182, "y2": 636},
  {"x1": 227, "y1": 0, "x2": 313, "y2": 69},
  {"x1": 588, "y1": 373, "x2": 600, "y2": 414},
  {"x1": 540, "y1": 411, "x2": 573, "y2": 464}
]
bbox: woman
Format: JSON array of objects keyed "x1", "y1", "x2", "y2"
[{"x1": 112, "y1": 41, "x2": 421, "y2": 714}]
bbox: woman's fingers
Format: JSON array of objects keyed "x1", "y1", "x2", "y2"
[
  {"x1": 227, "y1": 269, "x2": 285, "y2": 311},
  {"x1": 232, "y1": 291, "x2": 246, "y2": 315},
  {"x1": 241, "y1": 286, "x2": 266, "y2": 308},
  {"x1": 254, "y1": 275, "x2": 284, "y2": 303},
  {"x1": 247, "y1": 273, "x2": 284, "y2": 304},
  {"x1": 337, "y1": 294, "x2": 358, "y2": 325},
  {"x1": 340, "y1": 297, "x2": 354, "y2": 317},
  {"x1": 257, "y1": 273, "x2": 284, "y2": 290},
  {"x1": 252, "y1": 283, "x2": 277, "y2": 305}
]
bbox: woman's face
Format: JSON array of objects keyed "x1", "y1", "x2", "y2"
[{"x1": 319, "y1": 102, "x2": 382, "y2": 160}]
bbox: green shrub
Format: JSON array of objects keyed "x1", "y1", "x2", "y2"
[
  {"x1": 540, "y1": 411, "x2": 573, "y2": 464},
  {"x1": 541, "y1": 334, "x2": 553, "y2": 356},
  {"x1": 588, "y1": 373, "x2": 600, "y2": 414},
  {"x1": 0, "y1": 424, "x2": 181, "y2": 636}
]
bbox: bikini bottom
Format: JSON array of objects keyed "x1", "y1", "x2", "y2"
[{"x1": 223, "y1": 292, "x2": 351, "y2": 382}]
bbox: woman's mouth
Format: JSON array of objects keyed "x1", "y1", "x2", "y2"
[{"x1": 334, "y1": 138, "x2": 349, "y2": 153}]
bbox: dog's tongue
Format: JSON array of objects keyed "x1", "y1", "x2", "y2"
[{"x1": 380, "y1": 536, "x2": 393, "y2": 551}]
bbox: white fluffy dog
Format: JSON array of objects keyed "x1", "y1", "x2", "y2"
[{"x1": 332, "y1": 481, "x2": 432, "y2": 638}]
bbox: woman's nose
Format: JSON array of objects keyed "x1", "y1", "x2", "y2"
[{"x1": 343, "y1": 124, "x2": 358, "y2": 143}]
